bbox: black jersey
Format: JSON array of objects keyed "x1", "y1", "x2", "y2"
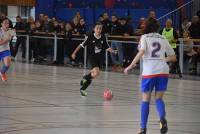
[{"x1": 80, "y1": 33, "x2": 110, "y2": 56}]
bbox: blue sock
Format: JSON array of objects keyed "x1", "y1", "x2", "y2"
[
  {"x1": 140, "y1": 101, "x2": 150, "y2": 129},
  {"x1": 155, "y1": 98, "x2": 166, "y2": 120},
  {"x1": 1, "y1": 65, "x2": 9, "y2": 74}
]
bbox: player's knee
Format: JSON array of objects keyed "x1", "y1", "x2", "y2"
[
  {"x1": 155, "y1": 92, "x2": 164, "y2": 100},
  {"x1": 142, "y1": 92, "x2": 151, "y2": 102}
]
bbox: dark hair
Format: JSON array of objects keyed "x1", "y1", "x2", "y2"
[
  {"x1": 144, "y1": 18, "x2": 160, "y2": 34},
  {"x1": 94, "y1": 22, "x2": 103, "y2": 27},
  {"x1": 1, "y1": 18, "x2": 9, "y2": 23}
]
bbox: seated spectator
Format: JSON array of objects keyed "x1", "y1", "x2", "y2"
[
  {"x1": 183, "y1": 31, "x2": 199, "y2": 75},
  {"x1": 181, "y1": 18, "x2": 191, "y2": 35}
]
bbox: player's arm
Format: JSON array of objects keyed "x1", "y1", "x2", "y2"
[
  {"x1": 71, "y1": 35, "x2": 89, "y2": 60},
  {"x1": 102, "y1": 35, "x2": 116, "y2": 53},
  {"x1": 124, "y1": 35, "x2": 146, "y2": 74},
  {"x1": 127, "y1": 49, "x2": 145, "y2": 69}
]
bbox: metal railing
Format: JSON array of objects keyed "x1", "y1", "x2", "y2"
[{"x1": 15, "y1": 33, "x2": 200, "y2": 73}]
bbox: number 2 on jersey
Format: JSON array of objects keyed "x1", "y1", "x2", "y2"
[{"x1": 151, "y1": 42, "x2": 161, "y2": 57}]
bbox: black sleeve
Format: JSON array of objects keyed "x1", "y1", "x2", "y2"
[{"x1": 173, "y1": 29, "x2": 178, "y2": 39}]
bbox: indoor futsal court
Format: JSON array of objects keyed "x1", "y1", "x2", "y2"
[
  {"x1": 0, "y1": 0, "x2": 200, "y2": 134},
  {"x1": 0, "y1": 62, "x2": 199, "y2": 134}
]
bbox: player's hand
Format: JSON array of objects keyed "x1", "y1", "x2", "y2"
[
  {"x1": 124, "y1": 64, "x2": 136, "y2": 74},
  {"x1": 106, "y1": 48, "x2": 117, "y2": 54},
  {"x1": 124, "y1": 66, "x2": 132, "y2": 74},
  {"x1": 71, "y1": 53, "x2": 76, "y2": 60}
]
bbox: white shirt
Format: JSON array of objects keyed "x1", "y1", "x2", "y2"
[
  {"x1": 138, "y1": 33, "x2": 175, "y2": 76},
  {"x1": 0, "y1": 28, "x2": 13, "y2": 52}
]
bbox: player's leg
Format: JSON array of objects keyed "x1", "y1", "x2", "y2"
[
  {"x1": 80, "y1": 67, "x2": 100, "y2": 96},
  {"x1": 138, "y1": 77, "x2": 154, "y2": 134},
  {"x1": 155, "y1": 76, "x2": 168, "y2": 134},
  {"x1": 155, "y1": 92, "x2": 168, "y2": 134},
  {"x1": 138, "y1": 92, "x2": 151, "y2": 134},
  {"x1": 0, "y1": 53, "x2": 11, "y2": 82}
]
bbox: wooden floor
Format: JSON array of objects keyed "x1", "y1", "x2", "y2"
[{"x1": 0, "y1": 62, "x2": 200, "y2": 134}]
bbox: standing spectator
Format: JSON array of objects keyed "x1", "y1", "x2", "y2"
[
  {"x1": 13, "y1": 16, "x2": 26, "y2": 61},
  {"x1": 148, "y1": 11, "x2": 156, "y2": 19},
  {"x1": 101, "y1": 12, "x2": 112, "y2": 34},
  {"x1": 110, "y1": 14, "x2": 124, "y2": 70},
  {"x1": 72, "y1": 17, "x2": 83, "y2": 66},
  {"x1": 28, "y1": 23, "x2": 37, "y2": 61},
  {"x1": 160, "y1": 19, "x2": 182, "y2": 78},
  {"x1": 189, "y1": 16, "x2": 200, "y2": 39},
  {"x1": 72, "y1": 17, "x2": 80, "y2": 35},
  {"x1": 120, "y1": 17, "x2": 134, "y2": 67},
  {"x1": 25, "y1": 16, "x2": 35, "y2": 31},
  {"x1": 64, "y1": 22, "x2": 73, "y2": 65},
  {"x1": 197, "y1": 9, "x2": 200, "y2": 19},
  {"x1": 78, "y1": 18, "x2": 86, "y2": 35},
  {"x1": 135, "y1": 17, "x2": 146, "y2": 36}
]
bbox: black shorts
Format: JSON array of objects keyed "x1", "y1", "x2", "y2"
[{"x1": 89, "y1": 53, "x2": 104, "y2": 68}]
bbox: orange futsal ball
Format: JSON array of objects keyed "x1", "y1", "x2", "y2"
[{"x1": 103, "y1": 89, "x2": 113, "y2": 100}]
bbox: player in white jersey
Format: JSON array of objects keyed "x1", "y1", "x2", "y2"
[
  {"x1": 124, "y1": 18, "x2": 176, "y2": 134},
  {"x1": 0, "y1": 18, "x2": 15, "y2": 82}
]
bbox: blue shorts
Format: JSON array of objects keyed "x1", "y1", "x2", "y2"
[
  {"x1": 0, "y1": 50, "x2": 11, "y2": 61},
  {"x1": 141, "y1": 75, "x2": 169, "y2": 93}
]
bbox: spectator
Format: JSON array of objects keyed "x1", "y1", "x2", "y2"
[
  {"x1": 197, "y1": 9, "x2": 200, "y2": 19},
  {"x1": 72, "y1": 17, "x2": 80, "y2": 35},
  {"x1": 135, "y1": 17, "x2": 146, "y2": 36},
  {"x1": 101, "y1": 12, "x2": 112, "y2": 34},
  {"x1": 148, "y1": 11, "x2": 156, "y2": 19},
  {"x1": 13, "y1": 16, "x2": 26, "y2": 61},
  {"x1": 110, "y1": 14, "x2": 124, "y2": 70},
  {"x1": 182, "y1": 31, "x2": 198, "y2": 75},
  {"x1": 120, "y1": 17, "x2": 135, "y2": 67},
  {"x1": 160, "y1": 19, "x2": 182, "y2": 77},
  {"x1": 78, "y1": 18, "x2": 86, "y2": 35},
  {"x1": 181, "y1": 18, "x2": 191, "y2": 35},
  {"x1": 189, "y1": 16, "x2": 200, "y2": 39},
  {"x1": 64, "y1": 22, "x2": 73, "y2": 65}
]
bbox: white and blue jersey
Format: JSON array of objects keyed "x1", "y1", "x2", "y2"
[
  {"x1": 0, "y1": 28, "x2": 13, "y2": 60},
  {"x1": 138, "y1": 33, "x2": 175, "y2": 92}
]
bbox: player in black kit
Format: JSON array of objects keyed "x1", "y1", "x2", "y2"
[{"x1": 71, "y1": 22, "x2": 114, "y2": 96}]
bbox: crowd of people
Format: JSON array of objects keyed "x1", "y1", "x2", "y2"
[{"x1": 0, "y1": 10, "x2": 200, "y2": 75}]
